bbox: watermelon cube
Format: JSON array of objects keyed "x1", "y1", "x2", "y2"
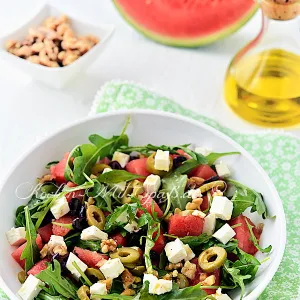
[
  {"x1": 38, "y1": 223, "x2": 53, "y2": 243},
  {"x1": 168, "y1": 214, "x2": 204, "y2": 237},
  {"x1": 74, "y1": 247, "x2": 108, "y2": 268},
  {"x1": 110, "y1": 233, "x2": 127, "y2": 247},
  {"x1": 151, "y1": 230, "x2": 166, "y2": 254},
  {"x1": 137, "y1": 195, "x2": 163, "y2": 218},
  {"x1": 189, "y1": 165, "x2": 217, "y2": 180},
  {"x1": 27, "y1": 258, "x2": 50, "y2": 276},
  {"x1": 11, "y1": 235, "x2": 43, "y2": 269},
  {"x1": 52, "y1": 215, "x2": 75, "y2": 237},
  {"x1": 50, "y1": 152, "x2": 69, "y2": 184}
]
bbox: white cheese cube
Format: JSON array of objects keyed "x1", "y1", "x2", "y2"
[
  {"x1": 48, "y1": 235, "x2": 66, "y2": 248},
  {"x1": 143, "y1": 174, "x2": 161, "y2": 195},
  {"x1": 66, "y1": 252, "x2": 88, "y2": 279},
  {"x1": 203, "y1": 214, "x2": 217, "y2": 235},
  {"x1": 194, "y1": 147, "x2": 212, "y2": 156},
  {"x1": 216, "y1": 162, "x2": 231, "y2": 178},
  {"x1": 81, "y1": 226, "x2": 108, "y2": 241},
  {"x1": 100, "y1": 258, "x2": 125, "y2": 279},
  {"x1": 143, "y1": 274, "x2": 159, "y2": 294},
  {"x1": 102, "y1": 168, "x2": 126, "y2": 192},
  {"x1": 152, "y1": 279, "x2": 173, "y2": 295},
  {"x1": 213, "y1": 223, "x2": 236, "y2": 244},
  {"x1": 210, "y1": 196, "x2": 233, "y2": 220},
  {"x1": 112, "y1": 151, "x2": 130, "y2": 168},
  {"x1": 154, "y1": 150, "x2": 170, "y2": 172},
  {"x1": 188, "y1": 189, "x2": 202, "y2": 200},
  {"x1": 192, "y1": 210, "x2": 206, "y2": 218},
  {"x1": 6, "y1": 227, "x2": 26, "y2": 246},
  {"x1": 214, "y1": 288, "x2": 232, "y2": 300},
  {"x1": 183, "y1": 244, "x2": 195, "y2": 261},
  {"x1": 124, "y1": 221, "x2": 139, "y2": 233},
  {"x1": 50, "y1": 196, "x2": 70, "y2": 219},
  {"x1": 165, "y1": 238, "x2": 187, "y2": 263},
  {"x1": 17, "y1": 274, "x2": 45, "y2": 300},
  {"x1": 90, "y1": 282, "x2": 107, "y2": 299}
]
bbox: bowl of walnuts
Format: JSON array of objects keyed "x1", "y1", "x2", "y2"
[{"x1": 0, "y1": 4, "x2": 114, "y2": 88}]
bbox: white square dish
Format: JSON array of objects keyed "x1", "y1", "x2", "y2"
[{"x1": 0, "y1": 4, "x2": 114, "y2": 88}]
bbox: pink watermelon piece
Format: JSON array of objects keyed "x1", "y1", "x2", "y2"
[
  {"x1": 11, "y1": 235, "x2": 43, "y2": 269},
  {"x1": 73, "y1": 247, "x2": 108, "y2": 268},
  {"x1": 38, "y1": 223, "x2": 53, "y2": 243},
  {"x1": 168, "y1": 214, "x2": 204, "y2": 237},
  {"x1": 52, "y1": 216, "x2": 75, "y2": 237},
  {"x1": 27, "y1": 258, "x2": 50, "y2": 276},
  {"x1": 137, "y1": 195, "x2": 163, "y2": 218},
  {"x1": 113, "y1": 0, "x2": 258, "y2": 47}
]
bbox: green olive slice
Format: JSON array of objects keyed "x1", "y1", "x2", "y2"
[
  {"x1": 87, "y1": 205, "x2": 106, "y2": 230},
  {"x1": 198, "y1": 246, "x2": 227, "y2": 273},
  {"x1": 91, "y1": 164, "x2": 111, "y2": 176},
  {"x1": 77, "y1": 285, "x2": 90, "y2": 300},
  {"x1": 146, "y1": 152, "x2": 173, "y2": 176},
  {"x1": 110, "y1": 247, "x2": 141, "y2": 266},
  {"x1": 176, "y1": 274, "x2": 189, "y2": 289},
  {"x1": 86, "y1": 268, "x2": 105, "y2": 282},
  {"x1": 199, "y1": 181, "x2": 226, "y2": 194},
  {"x1": 18, "y1": 271, "x2": 27, "y2": 284},
  {"x1": 131, "y1": 266, "x2": 146, "y2": 276}
]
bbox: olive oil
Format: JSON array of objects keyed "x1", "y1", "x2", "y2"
[{"x1": 224, "y1": 49, "x2": 300, "y2": 127}]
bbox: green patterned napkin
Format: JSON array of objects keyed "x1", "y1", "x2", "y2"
[{"x1": 1, "y1": 81, "x2": 299, "y2": 300}]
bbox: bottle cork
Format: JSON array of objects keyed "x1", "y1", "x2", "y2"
[{"x1": 260, "y1": 0, "x2": 300, "y2": 20}]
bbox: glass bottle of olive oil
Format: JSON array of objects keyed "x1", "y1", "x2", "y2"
[{"x1": 224, "y1": 0, "x2": 300, "y2": 128}]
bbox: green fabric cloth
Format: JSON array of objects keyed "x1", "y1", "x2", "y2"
[{"x1": 1, "y1": 81, "x2": 299, "y2": 300}]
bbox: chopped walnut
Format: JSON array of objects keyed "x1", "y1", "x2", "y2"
[
  {"x1": 99, "y1": 278, "x2": 113, "y2": 291},
  {"x1": 40, "y1": 244, "x2": 49, "y2": 259},
  {"x1": 101, "y1": 239, "x2": 117, "y2": 253},
  {"x1": 172, "y1": 270, "x2": 179, "y2": 277},
  {"x1": 53, "y1": 245, "x2": 68, "y2": 256},
  {"x1": 185, "y1": 197, "x2": 203, "y2": 211},
  {"x1": 121, "y1": 269, "x2": 135, "y2": 289},
  {"x1": 121, "y1": 289, "x2": 136, "y2": 296},
  {"x1": 187, "y1": 177, "x2": 205, "y2": 189},
  {"x1": 162, "y1": 273, "x2": 172, "y2": 280},
  {"x1": 201, "y1": 275, "x2": 216, "y2": 286},
  {"x1": 165, "y1": 262, "x2": 183, "y2": 271},
  {"x1": 39, "y1": 174, "x2": 53, "y2": 184},
  {"x1": 181, "y1": 261, "x2": 197, "y2": 280}
]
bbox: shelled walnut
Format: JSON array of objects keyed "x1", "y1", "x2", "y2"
[{"x1": 5, "y1": 15, "x2": 99, "y2": 67}]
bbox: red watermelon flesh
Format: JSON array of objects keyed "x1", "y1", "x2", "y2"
[
  {"x1": 114, "y1": 0, "x2": 257, "y2": 47},
  {"x1": 74, "y1": 247, "x2": 108, "y2": 268},
  {"x1": 110, "y1": 233, "x2": 127, "y2": 247},
  {"x1": 137, "y1": 194, "x2": 163, "y2": 218},
  {"x1": 189, "y1": 164, "x2": 217, "y2": 180},
  {"x1": 27, "y1": 258, "x2": 50, "y2": 276},
  {"x1": 11, "y1": 235, "x2": 43, "y2": 269},
  {"x1": 152, "y1": 230, "x2": 166, "y2": 254},
  {"x1": 52, "y1": 216, "x2": 75, "y2": 237},
  {"x1": 50, "y1": 152, "x2": 69, "y2": 184},
  {"x1": 168, "y1": 214, "x2": 204, "y2": 237},
  {"x1": 38, "y1": 223, "x2": 53, "y2": 243}
]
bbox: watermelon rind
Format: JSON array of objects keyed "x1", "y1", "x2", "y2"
[{"x1": 113, "y1": 1, "x2": 258, "y2": 48}]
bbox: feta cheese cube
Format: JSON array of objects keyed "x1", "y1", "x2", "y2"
[
  {"x1": 152, "y1": 279, "x2": 173, "y2": 295},
  {"x1": 210, "y1": 196, "x2": 233, "y2": 220},
  {"x1": 66, "y1": 252, "x2": 88, "y2": 279},
  {"x1": 100, "y1": 258, "x2": 125, "y2": 279},
  {"x1": 5, "y1": 227, "x2": 26, "y2": 246},
  {"x1": 102, "y1": 168, "x2": 126, "y2": 192},
  {"x1": 165, "y1": 238, "x2": 187, "y2": 263},
  {"x1": 203, "y1": 214, "x2": 216, "y2": 235},
  {"x1": 48, "y1": 235, "x2": 66, "y2": 249},
  {"x1": 143, "y1": 274, "x2": 159, "y2": 294},
  {"x1": 90, "y1": 282, "x2": 107, "y2": 299},
  {"x1": 192, "y1": 210, "x2": 206, "y2": 218},
  {"x1": 81, "y1": 226, "x2": 108, "y2": 241},
  {"x1": 216, "y1": 162, "x2": 231, "y2": 178},
  {"x1": 17, "y1": 274, "x2": 45, "y2": 300},
  {"x1": 214, "y1": 288, "x2": 232, "y2": 300},
  {"x1": 213, "y1": 223, "x2": 236, "y2": 244},
  {"x1": 183, "y1": 244, "x2": 195, "y2": 261},
  {"x1": 112, "y1": 151, "x2": 130, "y2": 168},
  {"x1": 124, "y1": 221, "x2": 139, "y2": 233},
  {"x1": 194, "y1": 147, "x2": 212, "y2": 156},
  {"x1": 143, "y1": 174, "x2": 161, "y2": 195},
  {"x1": 50, "y1": 196, "x2": 70, "y2": 219},
  {"x1": 154, "y1": 150, "x2": 170, "y2": 172},
  {"x1": 188, "y1": 189, "x2": 202, "y2": 200}
]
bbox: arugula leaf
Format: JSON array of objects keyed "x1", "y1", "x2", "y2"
[
  {"x1": 227, "y1": 179, "x2": 268, "y2": 219},
  {"x1": 15, "y1": 205, "x2": 26, "y2": 227},
  {"x1": 164, "y1": 233, "x2": 212, "y2": 248},
  {"x1": 162, "y1": 173, "x2": 188, "y2": 210},
  {"x1": 117, "y1": 144, "x2": 190, "y2": 155},
  {"x1": 92, "y1": 295, "x2": 133, "y2": 300},
  {"x1": 97, "y1": 170, "x2": 144, "y2": 184},
  {"x1": 179, "y1": 147, "x2": 208, "y2": 165},
  {"x1": 172, "y1": 159, "x2": 200, "y2": 174},
  {"x1": 72, "y1": 261, "x2": 92, "y2": 286},
  {"x1": 21, "y1": 206, "x2": 40, "y2": 272},
  {"x1": 37, "y1": 291, "x2": 67, "y2": 300},
  {"x1": 206, "y1": 152, "x2": 240, "y2": 165},
  {"x1": 245, "y1": 219, "x2": 272, "y2": 253},
  {"x1": 76, "y1": 240, "x2": 101, "y2": 252},
  {"x1": 45, "y1": 161, "x2": 59, "y2": 169},
  {"x1": 36, "y1": 260, "x2": 78, "y2": 299}
]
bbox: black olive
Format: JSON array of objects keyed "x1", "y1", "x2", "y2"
[
  {"x1": 40, "y1": 211, "x2": 54, "y2": 227},
  {"x1": 129, "y1": 151, "x2": 140, "y2": 161},
  {"x1": 173, "y1": 156, "x2": 187, "y2": 168},
  {"x1": 109, "y1": 160, "x2": 123, "y2": 170},
  {"x1": 52, "y1": 254, "x2": 69, "y2": 275},
  {"x1": 203, "y1": 175, "x2": 220, "y2": 184},
  {"x1": 72, "y1": 217, "x2": 87, "y2": 231},
  {"x1": 150, "y1": 250, "x2": 160, "y2": 261},
  {"x1": 69, "y1": 198, "x2": 82, "y2": 216},
  {"x1": 79, "y1": 205, "x2": 86, "y2": 219}
]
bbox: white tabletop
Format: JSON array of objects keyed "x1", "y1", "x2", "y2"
[{"x1": 0, "y1": 0, "x2": 299, "y2": 181}]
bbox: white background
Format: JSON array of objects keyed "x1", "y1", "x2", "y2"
[{"x1": 0, "y1": 0, "x2": 299, "y2": 181}]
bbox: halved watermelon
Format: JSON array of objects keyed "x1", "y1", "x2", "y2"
[
  {"x1": 113, "y1": 0, "x2": 258, "y2": 47},
  {"x1": 74, "y1": 247, "x2": 108, "y2": 268},
  {"x1": 27, "y1": 258, "x2": 50, "y2": 276},
  {"x1": 52, "y1": 216, "x2": 75, "y2": 237},
  {"x1": 168, "y1": 214, "x2": 204, "y2": 237},
  {"x1": 11, "y1": 235, "x2": 43, "y2": 269}
]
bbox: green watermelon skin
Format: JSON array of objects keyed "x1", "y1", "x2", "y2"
[{"x1": 113, "y1": 0, "x2": 258, "y2": 47}]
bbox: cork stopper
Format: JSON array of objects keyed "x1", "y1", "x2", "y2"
[{"x1": 260, "y1": 0, "x2": 300, "y2": 20}]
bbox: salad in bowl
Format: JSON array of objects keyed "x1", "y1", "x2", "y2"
[{"x1": 5, "y1": 118, "x2": 273, "y2": 300}]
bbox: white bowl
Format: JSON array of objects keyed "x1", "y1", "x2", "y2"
[
  {"x1": 0, "y1": 110, "x2": 286, "y2": 300},
  {"x1": 0, "y1": 4, "x2": 114, "y2": 89}
]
